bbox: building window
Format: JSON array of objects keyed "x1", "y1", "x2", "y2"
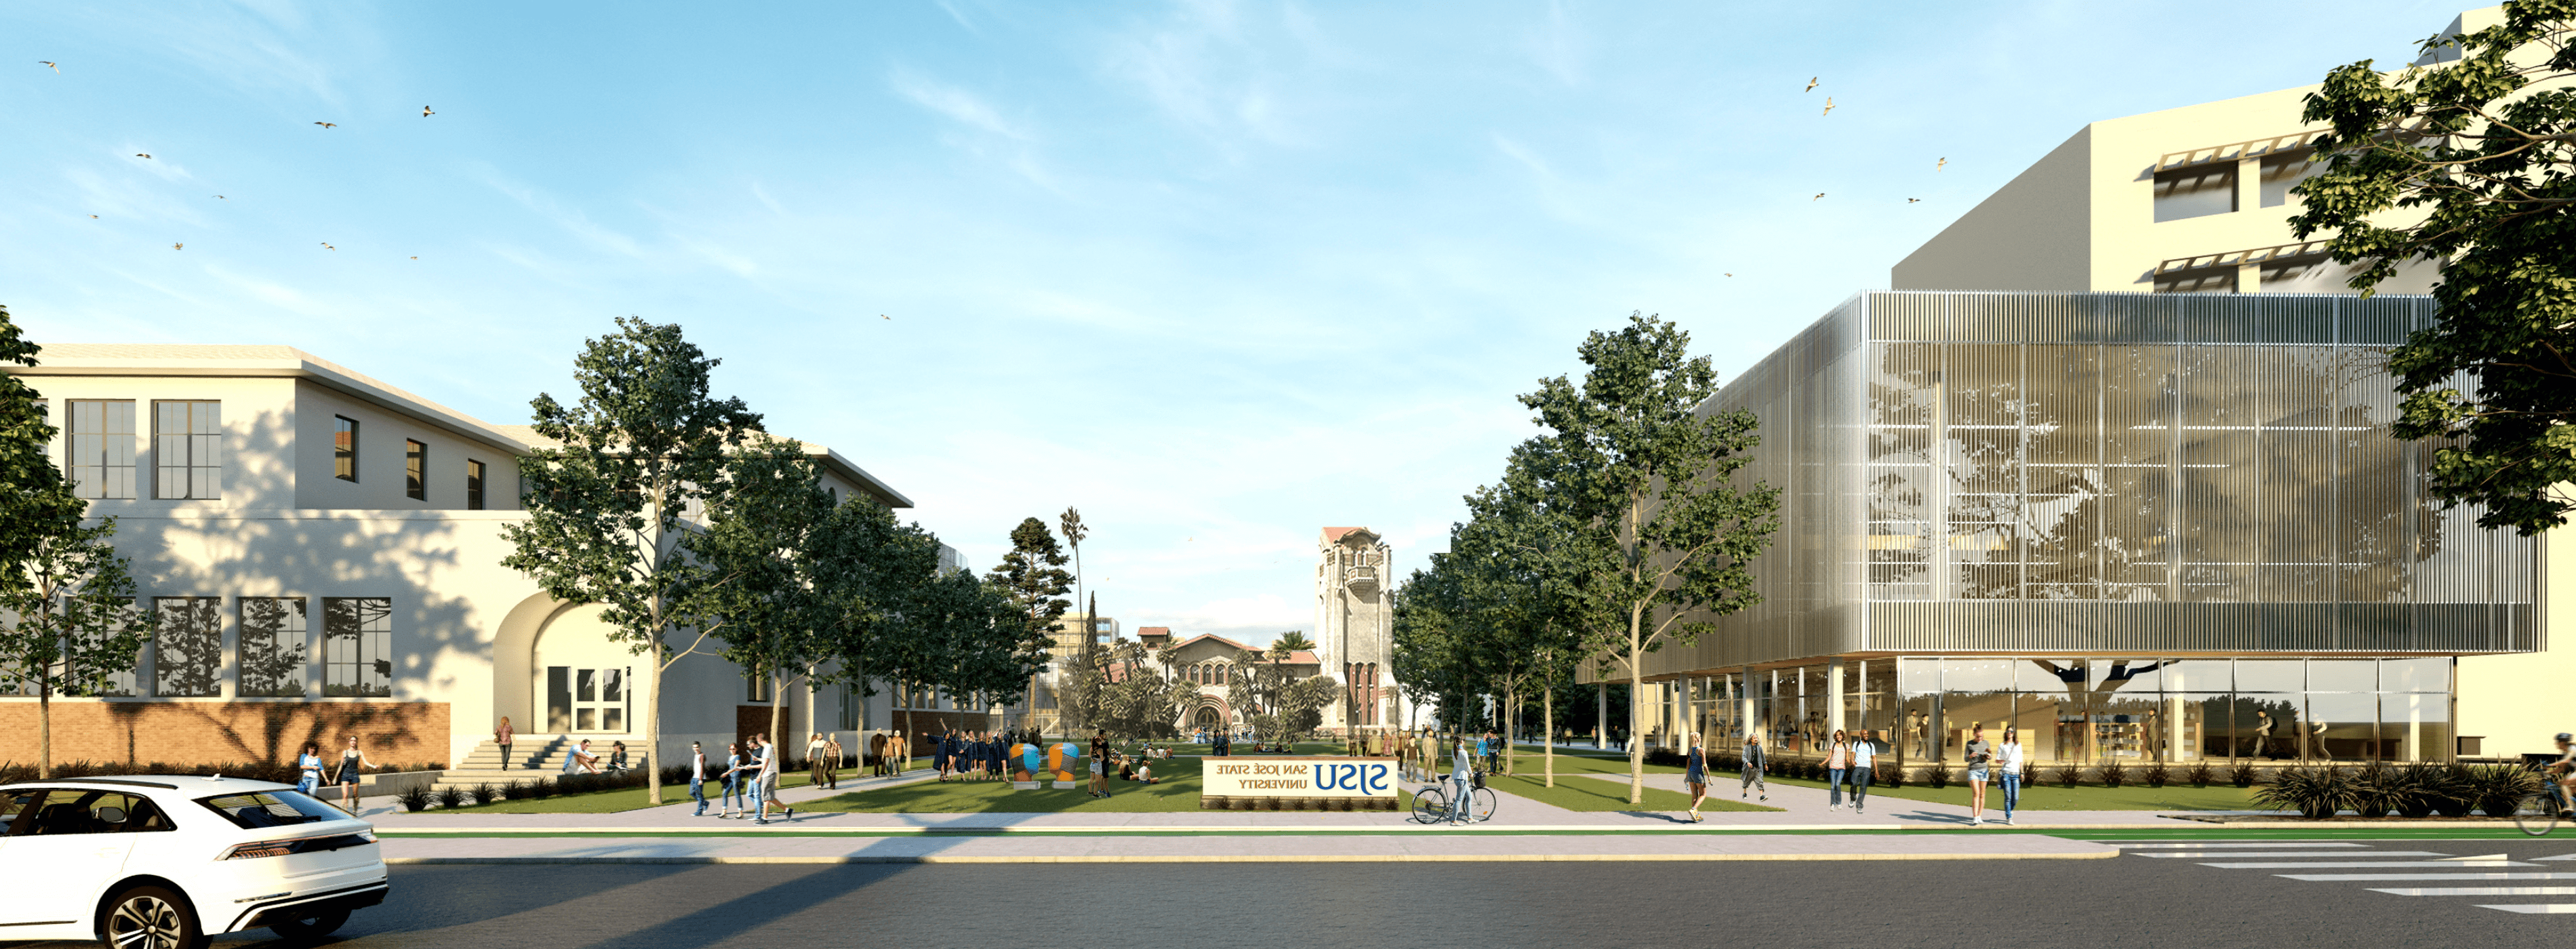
[
  {"x1": 67, "y1": 400, "x2": 138, "y2": 500},
  {"x1": 2153, "y1": 164, "x2": 2237, "y2": 222},
  {"x1": 546, "y1": 666, "x2": 630, "y2": 731},
  {"x1": 2259, "y1": 153, "x2": 2324, "y2": 208},
  {"x1": 334, "y1": 416, "x2": 359, "y2": 482},
  {"x1": 152, "y1": 597, "x2": 224, "y2": 698},
  {"x1": 404, "y1": 440, "x2": 427, "y2": 501},
  {"x1": 64, "y1": 596, "x2": 140, "y2": 696},
  {"x1": 237, "y1": 597, "x2": 308, "y2": 698},
  {"x1": 747, "y1": 669, "x2": 772, "y2": 703},
  {"x1": 321, "y1": 597, "x2": 393, "y2": 697},
  {"x1": 153, "y1": 400, "x2": 222, "y2": 500},
  {"x1": 466, "y1": 460, "x2": 486, "y2": 510}
]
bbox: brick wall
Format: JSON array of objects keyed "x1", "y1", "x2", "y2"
[{"x1": 0, "y1": 701, "x2": 451, "y2": 769}]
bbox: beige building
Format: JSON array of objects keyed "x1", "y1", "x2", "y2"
[
  {"x1": 1138, "y1": 627, "x2": 1320, "y2": 735},
  {"x1": 7, "y1": 344, "x2": 953, "y2": 775},
  {"x1": 1885, "y1": 4, "x2": 2570, "y2": 759},
  {"x1": 1025, "y1": 611, "x2": 1114, "y2": 736}
]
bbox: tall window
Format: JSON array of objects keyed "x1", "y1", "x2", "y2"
[
  {"x1": 403, "y1": 440, "x2": 427, "y2": 500},
  {"x1": 153, "y1": 401, "x2": 222, "y2": 500},
  {"x1": 466, "y1": 460, "x2": 486, "y2": 510},
  {"x1": 153, "y1": 597, "x2": 223, "y2": 698},
  {"x1": 333, "y1": 416, "x2": 359, "y2": 481},
  {"x1": 67, "y1": 400, "x2": 138, "y2": 500},
  {"x1": 237, "y1": 597, "x2": 308, "y2": 698},
  {"x1": 746, "y1": 668, "x2": 772, "y2": 702},
  {"x1": 64, "y1": 596, "x2": 140, "y2": 696},
  {"x1": 322, "y1": 597, "x2": 392, "y2": 697}
]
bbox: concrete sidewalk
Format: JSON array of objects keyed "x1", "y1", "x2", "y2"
[{"x1": 378, "y1": 830, "x2": 2118, "y2": 864}]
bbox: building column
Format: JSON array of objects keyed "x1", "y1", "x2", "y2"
[
  {"x1": 1828, "y1": 658, "x2": 1847, "y2": 738},
  {"x1": 1740, "y1": 666, "x2": 1758, "y2": 743},
  {"x1": 1596, "y1": 681, "x2": 1609, "y2": 748}
]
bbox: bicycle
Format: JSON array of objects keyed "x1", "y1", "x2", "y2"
[
  {"x1": 1408, "y1": 771, "x2": 1498, "y2": 825},
  {"x1": 2514, "y1": 781, "x2": 2573, "y2": 836}
]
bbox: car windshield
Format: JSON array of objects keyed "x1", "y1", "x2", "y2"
[{"x1": 195, "y1": 790, "x2": 342, "y2": 828}]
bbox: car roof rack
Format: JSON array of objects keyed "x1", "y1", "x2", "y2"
[{"x1": 4, "y1": 778, "x2": 180, "y2": 790}]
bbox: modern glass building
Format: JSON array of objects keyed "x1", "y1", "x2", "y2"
[{"x1": 1609, "y1": 291, "x2": 2539, "y2": 765}]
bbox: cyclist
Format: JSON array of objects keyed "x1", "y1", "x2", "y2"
[
  {"x1": 1450, "y1": 735, "x2": 1475, "y2": 823},
  {"x1": 2552, "y1": 733, "x2": 2576, "y2": 815}
]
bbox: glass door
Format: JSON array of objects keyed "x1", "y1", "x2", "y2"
[{"x1": 546, "y1": 666, "x2": 631, "y2": 732}]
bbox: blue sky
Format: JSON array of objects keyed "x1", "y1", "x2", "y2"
[{"x1": 3, "y1": 0, "x2": 2470, "y2": 645}]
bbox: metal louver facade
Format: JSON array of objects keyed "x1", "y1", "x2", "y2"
[{"x1": 1631, "y1": 291, "x2": 2539, "y2": 679}]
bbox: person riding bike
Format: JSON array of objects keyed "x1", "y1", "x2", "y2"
[
  {"x1": 1450, "y1": 736, "x2": 1475, "y2": 822},
  {"x1": 2552, "y1": 733, "x2": 2576, "y2": 815}
]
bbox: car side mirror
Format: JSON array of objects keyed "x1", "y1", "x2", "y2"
[{"x1": 95, "y1": 807, "x2": 129, "y2": 825}]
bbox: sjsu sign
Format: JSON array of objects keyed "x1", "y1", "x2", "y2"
[{"x1": 1201, "y1": 756, "x2": 1398, "y2": 809}]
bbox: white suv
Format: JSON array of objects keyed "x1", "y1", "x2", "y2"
[{"x1": 0, "y1": 775, "x2": 389, "y2": 948}]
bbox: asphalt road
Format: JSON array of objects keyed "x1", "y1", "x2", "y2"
[{"x1": 12, "y1": 839, "x2": 2576, "y2": 949}]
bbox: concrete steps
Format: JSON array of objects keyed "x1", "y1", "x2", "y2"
[{"x1": 431, "y1": 737, "x2": 647, "y2": 792}]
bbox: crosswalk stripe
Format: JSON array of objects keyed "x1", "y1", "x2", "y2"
[
  {"x1": 2474, "y1": 904, "x2": 2576, "y2": 914},
  {"x1": 2368, "y1": 887, "x2": 2576, "y2": 897},
  {"x1": 2135, "y1": 851, "x2": 2450, "y2": 859},
  {"x1": 2202, "y1": 861, "x2": 2531, "y2": 869},
  {"x1": 2281, "y1": 872, "x2": 2576, "y2": 881}
]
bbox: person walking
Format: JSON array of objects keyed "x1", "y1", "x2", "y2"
[
  {"x1": 1685, "y1": 732, "x2": 1710, "y2": 823},
  {"x1": 495, "y1": 716, "x2": 515, "y2": 771},
  {"x1": 1740, "y1": 731, "x2": 1767, "y2": 802},
  {"x1": 2254, "y1": 710, "x2": 2276, "y2": 761},
  {"x1": 808, "y1": 733, "x2": 829, "y2": 788},
  {"x1": 824, "y1": 734, "x2": 843, "y2": 790},
  {"x1": 689, "y1": 741, "x2": 710, "y2": 816},
  {"x1": 890, "y1": 731, "x2": 906, "y2": 777},
  {"x1": 1994, "y1": 727, "x2": 2024, "y2": 826},
  {"x1": 719, "y1": 742, "x2": 748, "y2": 818},
  {"x1": 332, "y1": 735, "x2": 377, "y2": 813},
  {"x1": 1963, "y1": 725, "x2": 1995, "y2": 825},
  {"x1": 1088, "y1": 741, "x2": 1111, "y2": 799},
  {"x1": 1449, "y1": 736, "x2": 1474, "y2": 822},
  {"x1": 1847, "y1": 729, "x2": 1877, "y2": 814},
  {"x1": 1824, "y1": 729, "x2": 1851, "y2": 812},
  {"x1": 295, "y1": 741, "x2": 325, "y2": 796},
  {"x1": 754, "y1": 736, "x2": 792, "y2": 824}
]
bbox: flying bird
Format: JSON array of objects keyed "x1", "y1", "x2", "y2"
[
  {"x1": 172, "y1": 243, "x2": 182, "y2": 250},
  {"x1": 409, "y1": 256, "x2": 418, "y2": 260},
  {"x1": 1907, "y1": 197, "x2": 1921, "y2": 203},
  {"x1": 1813, "y1": 193, "x2": 1826, "y2": 201},
  {"x1": 421, "y1": 106, "x2": 435, "y2": 117},
  {"x1": 1821, "y1": 96, "x2": 1835, "y2": 117},
  {"x1": 881, "y1": 314, "x2": 891, "y2": 320},
  {"x1": 88, "y1": 214, "x2": 98, "y2": 218},
  {"x1": 321, "y1": 243, "x2": 335, "y2": 250},
  {"x1": 1724, "y1": 272, "x2": 1734, "y2": 277},
  {"x1": 135, "y1": 153, "x2": 151, "y2": 159},
  {"x1": 39, "y1": 61, "x2": 58, "y2": 73},
  {"x1": 1805, "y1": 76, "x2": 1817, "y2": 92},
  {"x1": 214, "y1": 195, "x2": 224, "y2": 199},
  {"x1": 314, "y1": 121, "x2": 336, "y2": 129},
  {"x1": 1937, "y1": 157, "x2": 1948, "y2": 171}
]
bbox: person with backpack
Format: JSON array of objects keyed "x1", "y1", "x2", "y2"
[{"x1": 1847, "y1": 730, "x2": 1877, "y2": 814}]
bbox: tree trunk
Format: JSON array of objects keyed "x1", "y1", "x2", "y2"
[
  {"x1": 1627, "y1": 622, "x2": 1646, "y2": 805},
  {"x1": 768, "y1": 667, "x2": 787, "y2": 775},
  {"x1": 37, "y1": 665, "x2": 52, "y2": 780},
  {"x1": 1544, "y1": 678, "x2": 1555, "y2": 789},
  {"x1": 645, "y1": 649, "x2": 665, "y2": 804},
  {"x1": 1503, "y1": 685, "x2": 1516, "y2": 777}
]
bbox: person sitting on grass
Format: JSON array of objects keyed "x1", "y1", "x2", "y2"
[
  {"x1": 605, "y1": 741, "x2": 632, "y2": 774},
  {"x1": 1133, "y1": 760, "x2": 1158, "y2": 785},
  {"x1": 1116, "y1": 754, "x2": 1135, "y2": 782}
]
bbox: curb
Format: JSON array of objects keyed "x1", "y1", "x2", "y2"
[
  {"x1": 374, "y1": 822, "x2": 2190, "y2": 836},
  {"x1": 386, "y1": 850, "x2": 2118, "y2": 865}
]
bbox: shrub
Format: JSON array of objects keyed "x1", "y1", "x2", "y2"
[
  {"x1": 502, "y1": 780, "x2": 529, "y2": 801},
  {"x1": 529, "y1": 778, "x2": 559, "y2": 799},
  {"x1": 660, "y1": 764, "x2": 692, "y2": 788},
  {"x1": 1877, "y1": 763, "x2": 1904, "y2": 790},
  {"x1": 2142, "y1": 762, "x2": 2170, "y2": 788},
  {"x1": 2346, "y1": 763, "x2": 2398, "y2": 817},
  {"x1": 470, "y1": 783, "x2": 498, "y2": 807},
  {"x1": 2021, "y1": 761, "x2": 2038, "y2": 786},
  {"x1": 2186, "y1": 761, "x2": 2214, "y2": 788},
  {"x1": 2230, "y1": 762, "x2": 2257, "y2": 788},
  {"x1": 398, "y1": 786, "x2": 432, "y2": 813},
  {"x1": 2429, "y1": 765, "x2": 2478, "y2": 818},
  {"x1": 2098, "y1": 760, "x2": 2129, "y2": 789},
  {"x1": 1643, "y1": 748, "x2": 1685, "y2": 768},
  {"x1": 2253, "y1": 765, "x2": 2355, "y2": 818},
  {"x1": 1926, "y1": 764, "x2": 1952, "y2": 789},
  {"x1": 434, "y1": 786, "x2": 466, "y2": 810},
  {"x1": 2469, "y1": 764, "x2": 2542, "y2": 817},
  {"x1": 2052, "y1": 764, "x2": 2085, "y2": 788}
]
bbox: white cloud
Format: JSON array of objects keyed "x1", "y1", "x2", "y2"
[{"x1": 889, "y1": 67, "x2": 1031, "y2": 140}]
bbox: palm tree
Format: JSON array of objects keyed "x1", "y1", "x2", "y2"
[{"x1": 1273, "y1": 630, "x2": 1316, "y2": 653}]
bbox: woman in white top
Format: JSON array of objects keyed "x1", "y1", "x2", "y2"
[
  {"x1": 1995, "y1": 728, "x2": 2026, "y2": 826},
  {"x1": 1823, "y1": 729, "x2": 1851, "y2": 811}
]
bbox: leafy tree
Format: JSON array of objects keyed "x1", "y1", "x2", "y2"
[
  {"x1": 1454, "y1": 460, "x2": 1596, "y2": 784},
  {"x1": 804, "y1": 489, "x2": 948, "y2": 738},
  {"x1": 502, "y1": 317, "x2": 761, "y2": 804},
  {"x1": 986, "y1": 517, "x2": 1072, "y2": 731},
  {"x1": 1521, "y1": 312, "x2": 1779, "y2": 804},
  {"x1": 689, "y1": 434, "x2": 838, "y2": 753},
  {"x1": 2290, "y1": 1, "x2": 2576, "y2": 532},
  {"x1": 0, "y1": 308, "x2": 159, "y2": 777},
  {"x1": 1391, "y1": 563, "x2": 1472, "y2": 735}
]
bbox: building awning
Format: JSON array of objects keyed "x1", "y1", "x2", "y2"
[
  {"x1": 2157, "y1": 129, "x2": 2329, "y2": 171},
  {"x1": 2155, "y1": 239, "x2": 2333, "y2": 275}
]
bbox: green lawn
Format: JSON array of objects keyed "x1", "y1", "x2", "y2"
[
  {"x1": 422, "y1": 771, "x2": 829, "y2": 815},
  {"x1": 1485, "y1": 773, "x2": 1778, "y2": 813},
  {"x1": 1750, "y1": 774, "x2": 2272, "y2": 811},
  {"x1": 801, "y1": 771, "x2": 1209, "y2": 813}
]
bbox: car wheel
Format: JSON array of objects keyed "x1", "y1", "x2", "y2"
[
  {"x1": 268, "y1": 908, "x2": 351, "y2": 944},
  {"x1": 98, "y1": 884, "x2": 209, "y2": 949}
]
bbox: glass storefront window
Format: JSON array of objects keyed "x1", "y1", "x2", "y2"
[
  {"x1": 2308, "y1": 660, "x2": 2377, "y2": 693},
  {"x1": 2381, "y1": 693, "x2": 2450, "y2": 763},
  {"x1": 2236, "y1": 660, "x2": 2304, "y2": 693},
  {"x1": 2307, "y1": 693, "x2": 2379, "y2": 761},
  {"x1": 2159, "y1": 660, "x2": 2232, "y2": 695},
  {"x1": 2383, "y1": 658, "x2": 2449, "y2": 692}
]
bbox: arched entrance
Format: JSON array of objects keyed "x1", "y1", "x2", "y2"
[{"x1": 529, "y1": 603, "x2": 647, "y2": 736}]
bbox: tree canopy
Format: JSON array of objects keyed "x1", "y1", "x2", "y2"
[{"x1": 2290, "y1": 1, "x2": 2576, "y2": 533}]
